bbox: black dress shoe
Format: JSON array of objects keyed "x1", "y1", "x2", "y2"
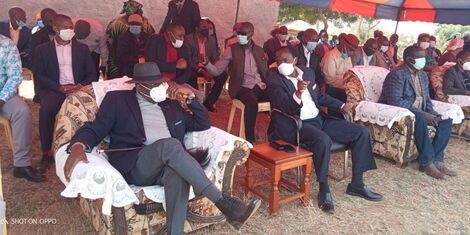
[
  {"x1": 13, "y1": 166, "x2": 45, "y2": 182},
  {"x1": 317, "y1": 192, "x2": 335, "y2": 214},
  {"x1": 203, "y1": 100, "x2": 217, "y2": 112},
  {"x1": 37, "y1": 155, "x2": 55, "y2": 174},
  {"x1": 346, "y1": 184, "x2": 383, "y2": 201},
  {"x1": 215, "y1": 194, "x2": 261, "y2": 230}
]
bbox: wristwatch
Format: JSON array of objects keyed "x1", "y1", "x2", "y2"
[{"x1": 185, "y1": 95, "x2": 196, "y2": 104}]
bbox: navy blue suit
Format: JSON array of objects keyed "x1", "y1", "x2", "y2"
[
  {"x1": 379, "y1": 65, "x2": 452, "y2": 166},
  {"x1": 69, "y1": 90, "x2": 211, "y2": 175},
  {"x1": 0, "y1": 20, "x2": 31, "y2": 68},
  {"x1": 267, "y1": 66, "x2": 376, "y2": 183},
  {"x1": 34, "y1": 39, "x2": 97, "y2": 152}
]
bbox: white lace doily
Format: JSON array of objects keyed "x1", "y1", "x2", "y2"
[{"x1": 354, "y1": 101, "x2": 415, "y2": 128}]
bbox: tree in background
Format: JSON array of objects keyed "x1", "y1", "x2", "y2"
[{"x1": 435, "y1": 24, "x2": 470, "y2": 44}]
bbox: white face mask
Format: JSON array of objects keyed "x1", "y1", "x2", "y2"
[
  {"x1": 278, "y1": 34, "x2": 289, "y2": 41},
  {"x1": 380, "y1": 45, "x2": 389, "y2": 53},
  {"x1": 420, "y1": 42, "x2": 430, "y2": 50},
  {"x1": 59, "y1": 29, "x2": 75, "y2": 41},
  {"x1": 463, "y1": 62, "x2": 470, "y2": 71},
  {"x1": 278, "y1": 62, "x2": 295, "y2": 76},
  {"x1": 141, "y1": 83, "x2": 169, "y2": 103},
  {"x1": 170, "y1": 32, "x2": 184, "y2": 48}
]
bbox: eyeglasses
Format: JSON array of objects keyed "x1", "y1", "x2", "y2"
[{"x1": 236, "y1": 31, "x2": 251, "y2": 36}]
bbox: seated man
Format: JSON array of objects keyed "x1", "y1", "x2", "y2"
[
  {"x1": 0, "y1": 35, "x2": 43, "y2": 182},
  {"x1": 64, "y1": 62, "x2": 260, "y2": 234},
  {"x1": 267, "y1": 48, "x2": 382, "y2": 214},
  {"x1": 0, "y1": 7, "x2": 31, "y2": 68},
  {"x1": 116, "y1": 14, "x2": 150, "y2": 77},
  {"x1": 145, "y1": 23, "x2": 191, "y2": 85},
  {"x1": 34, "y1": 14, "x2": 97, "y2": 173},
  {"x1": 203, "y1": 22, "x2": 269, "y2": 143},
  {"x1": 375, "y1": 36, "x2": 396, "y2": 71},
  {"x1": 263, "y1": 26, "x2": 291, "y2": 66},
  {"x1": 292, "y1": 29, "x2": 323, "y2": 86},
  {"x1": 184, "y1": 19, "x2": 228, "y2": 112},
  {"x1": 443, "y1": 50, "x2": 470, "y2": 96},
  {"x1": 352, "y1": 38, "x2": 378, "y2": 66},
  {"x1": 379, "y1": 46, "x2": 456, "y2": 179}
]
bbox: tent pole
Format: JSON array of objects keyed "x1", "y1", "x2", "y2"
[
  {"x1": 394, "y1": 21, "x2": 399, "y2": 34},
  {"x1": 394, "y1": 1, "x2": 405, "y2": 34},
  {"x1": 235, "y1": 0, "x2": 241, "y2": 24}
]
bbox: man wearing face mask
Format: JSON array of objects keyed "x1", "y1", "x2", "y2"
[
  {"x1": 116, "y1": 14, "x2": 150, "y2": 78},
  {"x1": 416, "y1": 33, "x2": 438, "y2": 72},
  {"x1": 263, "y1": 26, "x2": 291, "y2": 65},
  {"x1": 185, "y1": 19, "x2": 228, "y2": 112},
  {"x1": 375, "y1": 36, "x2": 396, "y2": 71},
  {"x1": 389, "y1": 34, "x2": 399, "y2": 64},
  {"x1": 267, "y1": 47, "x2": 382, "y2": 214},
  {"x1": 351, "y1": 38, "x2": 378, "y2": 66},
  {"x1": 315, "y1": 30, "x2": 332, "y2": 59},
  {"x1": 379, "y1": 46, "x2": 455, "y2": 179},
  {"x1": 292, "y1": 29, "x2": 324, "y2": 86},
  {"x1": 145, "y1": 24, "x2": 192, "y2": 85},
  {"x1": 64, "y1": 62, "x2": 261, "y2": 234},
  {"x1": 33, "y1": 14, "x2": 97, "y2": 174},
  {"x1": 32, "y1": 13, "x2": 44, "y2": 34},
  {"x1": 203, "y1": 22, "x2": 268, "y2": 143},
  {"x1": 0, "y1": 7, "x2": 31, "y2": 69},
  {"x1": 321, "y1": 33, "x2": 359, "y2": 118},
  {"x1": 224, "y1": 23, "x2": 242, "y2": 50},
  {"x1": 160, "y1": 0, "x2": 201, "y2": 35}
]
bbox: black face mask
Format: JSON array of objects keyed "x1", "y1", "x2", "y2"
[
  {"x1": 200, "y1": 29, "x2": 209, "y2": 37},
  {"x1": 364, "y1": 47, "x2": 375, "y2": 56}
]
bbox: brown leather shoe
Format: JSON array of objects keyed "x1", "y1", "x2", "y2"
[
  {"x1": 419, "y1": 163, "x2": 445, "y2": 179},
  {"x1": 434, "y1": 161, "x2": 457, "y2": 176}
]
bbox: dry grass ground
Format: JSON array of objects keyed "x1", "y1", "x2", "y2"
[{"x1": 0, "y1": 86, "x2": 469, "y2": 235}]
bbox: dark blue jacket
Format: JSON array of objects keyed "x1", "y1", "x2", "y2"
[
  {"x1": 379, "y1": 64, "x2": 438, "y2": 115},
  {"x1": 69, "y1": 90, "x2": 211, "y2": 175},
  {"x1": 0, "y1": 20, "x2": 31, "y2": 68},
  {"x1": 266, "y1": 66, "x2": 343, "y2": 145},
  {"x1": 33, "y1": 39, "x2": 97, "y2": 92}
]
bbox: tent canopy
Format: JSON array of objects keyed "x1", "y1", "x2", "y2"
[{"x1": 272, "y1": 0, "x2": 470, "y2": 25}]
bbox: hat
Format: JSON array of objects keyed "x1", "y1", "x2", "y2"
[
  {"x1": 128, "y1": 14, "x2": 143, "y2": 24},
  {"x1": 121, "y1": 0, "x2": 143, "y2": 15},
  {"x1": 341, "y1": 34, "x2": 360, "y2": 49},
  {"x1": 127, "y1": 63, "x2": 169, "y2": 83}
]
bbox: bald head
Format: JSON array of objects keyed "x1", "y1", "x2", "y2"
[
  {"x1": 167, "y1": 24, "x2": 185, "y2": 41},
  {"x1": 41, "y1": 8, "x2": 57, "y2": 32},
  {"x1": 74, "y1": 20, "x2": 91, "y2": 40},
  {"x1": 377, "y1": 36, "x2": 389, "y2": 47},
  {"x1": 8, "y1": 7, "x2": 26, "y2": 30},
  {"x1": 302, "y1": 28, "x2": 318, "y2": 44}
]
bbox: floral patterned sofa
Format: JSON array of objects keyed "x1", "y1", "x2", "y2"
[
  {"x1": 344, "y1": 66, "x2": 464, "y2": 166},
  {"x1": 52, "y1": 79, "x2": 252, "y2": 235},
  {"x1": 429, "y1": 63, "x2": 470, "y2": 136}
]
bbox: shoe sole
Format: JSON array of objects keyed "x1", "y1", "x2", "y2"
[
  {"x1": 227, "y1": 199, "x2": 261, "y2": 230},
  {"x1": 346, "y1": 190, "x2": 383, "y2": 201}
]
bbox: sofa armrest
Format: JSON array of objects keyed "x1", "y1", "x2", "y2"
[
  {"x1": 354, "y1": 101, "x2": 415, "y2": 128},
  {"x1": 184, "y1": 127, "x2": 251, "y2": 195},
  {"x1": 431, "y1": 100, "x2": 465, "y2": 124}
]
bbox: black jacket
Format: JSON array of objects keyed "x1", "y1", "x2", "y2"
[
  {"x1": 145, "y1": 33, "x2": 192, "y2": 84},
  {"x1": 160, "y1": 0, "x2": 201, "y2": 35},
  {"x1": 29, "y1": 27, "x2": 52, "y2": 68},
  {"x1": 116, "y1": 31, "x2": 150, "y2": 77},
  {"x1": 443, "y1": 65, "x2": 470, "y2": 95},
  {"x1": 266, "y1": 66, "x2": 343, "y2": 145},
  {"x1": 0, "y1": 20, "x2": 31, "y2": 68},
  {"x1": 33, "y1": 39, "x2": 97, "y2": 92},
  {"x1": 69, "y1": 90, "x2": 211, "y2": 174},
  {"x1": 292, "y1": 44, "x2": 324, "y2": 85},
  {"x1": 263, "y1": 37, "x2": 294, "y2": 65}
]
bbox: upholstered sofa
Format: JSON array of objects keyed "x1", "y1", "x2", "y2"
[
  {"x1": 429, "y1": 63, "x2": 470, "y2": 136},
  {"x1": 344, "y1": 66, "x2": 464, "y2": 166},
  {"x1": 52, "y1": 79, "x2": 252, "y2": 235}
]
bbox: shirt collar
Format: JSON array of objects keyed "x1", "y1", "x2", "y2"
[
  {"x1": 55, "y1": 38, "x2": 72, "y2": 47},
  {"x1": 303, "y1": 44, "x2": 310, "y2": 54},
  {"x1": 9, "y1": 21, "x2": 18, "y2": 31}
]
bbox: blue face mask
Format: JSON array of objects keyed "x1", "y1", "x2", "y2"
[
  {"x1": 334, "y1": 39, "x2": 339, "y2": 45},
  {"x1": 306, "y1": 41, "x2": 318, "y2": 51},
  {"x1": 237, "y1": 35, "x2": 249, "y2": 45},
  {"x1": 37, "y1": 20, "x2": 44, "y2": 28},
  {"x1": 413, "y1": 57, "x2": 426, "y2": 70},
  {"x1": 341, "y1": 51, "x2": 349, "y2": 59},
  {"x1": 129, "y1": 25, "x2": 142, "y2": 35},
  {"x1": 15, "y1": 20, "x2": 26, "y2": 29}
]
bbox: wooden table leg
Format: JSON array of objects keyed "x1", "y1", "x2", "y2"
[
  {"x1": 270, "y1": 165, "x2": 281, "y2": 216},
  {"x1": 301, "y1": 159, "x2": 312, "y2": 207},
  {"x1": 245, "y1": 158, "x2": 253, "y2": 195}
]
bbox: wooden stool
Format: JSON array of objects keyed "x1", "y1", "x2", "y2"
[
  {"x1": 246, "y1": 141, "x2": 312, "y2": 216},
  {"x1": 0, "y1": 116, "x2": 14, "y2": 151},
  {"x1": 227, "y1": 99, "x2": 270, "y2": 139}
]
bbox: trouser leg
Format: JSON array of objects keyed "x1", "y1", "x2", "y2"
[
  {"x1": 91, "y1": 52, "x2": 101, "y2": 78},
  {"x1": 432, "y1": 118, "x2": 453, "y2": 162},
  {"x1": 301, "y1": 118, "x2": 332, "y2": 183},
  {"x1": 206, "y1": 72, "x2": 228, "y2": 104},
  {"x1": 412, "y1": 111, "x2": 436, "y2": 166},
  {"x1": 325, "y1": 86, "x2": 346, "y2": 119},
  {"x1": 236, "y1": 87, "x2": 259, "y2": 143},
  {"x1": 39, "y1": 91, "x2": 66, "y2": 153}
]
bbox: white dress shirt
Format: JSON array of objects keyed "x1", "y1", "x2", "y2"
[
  {"x1": 55, "y1": 39, "x2": 75, "y2": 85},
  {"x1": 361, "y1": 48, "x2": 374, "y2": 65},
  {"x1": 284, "y1": 67, "x2": 320, "y2": 120},
  {"x1": 303, "y1": 44, "x2": 311, "y2": 68}
]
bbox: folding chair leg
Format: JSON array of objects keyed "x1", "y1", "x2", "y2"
[
  {"x1": 227, "y1": 105, "x2": 236, "y2": 133},
  {"x1": 328, "y1": 151, "x2": 348, "y2": 182}
]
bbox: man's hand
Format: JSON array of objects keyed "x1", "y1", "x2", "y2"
[
  {"x1": 0, "y1": 99, "x2": 5, "y2": 110},
  {"x1": 422, "y1": 112, "x2": 438, "y2": 126},
  {"x1": 167, "y1": 82, "x2": 195, "y2": 101},
  {"x1": 340, "y1": 104, "x2": 354, "y2": 122},
  {"x1": 176, "y1": 58, "x2": 188, "y2": 69},
  {"x1": 199, "y1": 55, "x2": 209, "y2": 66},
  {"x1": 295, "y1": 79, "x2": 310, "y2": 99},
  {"x1": 64, "y1": 143, "x2": 89, "y2": 182},
  {"x1": 59, "y1": 85, "x2": 82, "y2": 94}
]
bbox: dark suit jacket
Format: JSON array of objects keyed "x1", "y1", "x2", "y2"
[
  {"x1": 184, "y1": 32, "x2": 219, "y2": 71},
  {"x1": 69, "y1": 90, "x2": 211, "y2": 174},
  {"x1": 160, "y1": 0, "x2": 201, "y2": 35},
  {"x1": 145, "y1": 33, "x2": 192, "y2": 84},
  {"x1": 0, "y1": 20, "x2": 31, "y2": 68},
  {"x1": 292, "y1": 44, "x2": 324, "y2": 84},
  {"x1": 263, "y1": 37, "x2": 293, "y2": 65},
  {"x1": 266, "y1": 66, "x2": 343, "y2": 145},
  {"x1": 116, "y1": 31, "x2": 150, "y2": 77},
  {"x1": 443, "y1": 65, "x2": 470, "y2": 95},
  {"x1": 379, "y1": 65, "x2": 438, "y2": 115},
  {"x1": 351, "y1": 47, "x2": 377, "y2": 66},
  {"x1": 33, "y1": 39, "x2": 97, "y2": 92},
  {"x1": 29, "y1": 27, "x2": 53, "y2": 68}
]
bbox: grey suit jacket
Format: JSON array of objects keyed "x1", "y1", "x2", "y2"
[
  {"x1": 184, "y1": 33, "x2": 219, "y2": 71},
  {"x1": 352, "y1": 47, "x2": 376, "y2": 66},
  {"x1": 443, "y1": 65, "x2": 470, "y2": 95}
]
